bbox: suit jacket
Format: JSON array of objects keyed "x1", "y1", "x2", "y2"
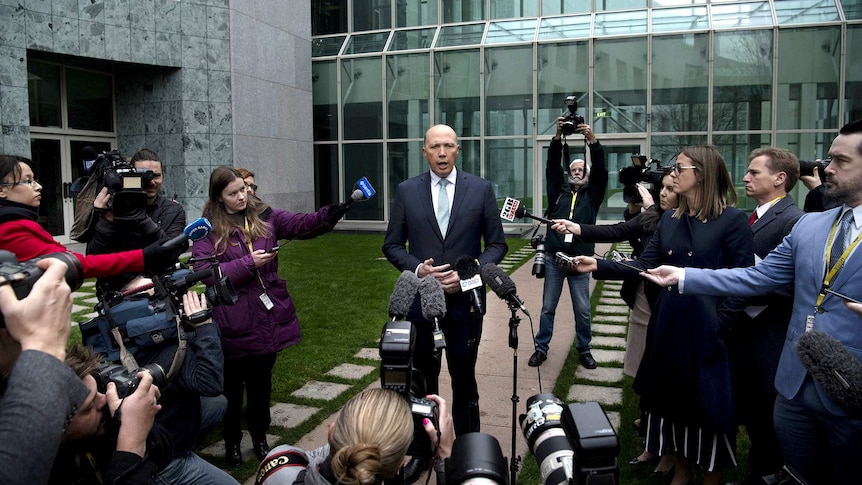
[
  {"x1": 685, "y1": 206, "x2": 862, "y2": 416},
  {"x1": 382, "y1": 169, "x2": 508, "y2": 320}
]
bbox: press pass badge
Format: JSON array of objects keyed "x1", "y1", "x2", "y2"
[
  {"x1": 805, "y1": 314, "x2": 815, "y2": 332},
  {"x1": 259, "y1": 291, "x2": 274, "y2": 311},
  {"x1": 564, "y1": 233, "x2": 574, "y2": 243}
]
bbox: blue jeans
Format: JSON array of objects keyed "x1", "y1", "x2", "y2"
[
  {"x1": 534, "y1": 260, "x2": 592, "y2": 354},
  {"x1": 156, "y1": 451, "x2": 239, "y2": 485}
]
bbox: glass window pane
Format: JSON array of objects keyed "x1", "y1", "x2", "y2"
[
  {"x1": 313, "y1": 61, "x2": 339, "y2": 141},
  {"x1": 714, "y1": 30, "x2": 773, "y2": 130},
  {"x1": 542, "y1": 0, "x2": 590, "y2": 16},
  {"x1": 388, "y1": 141, "x2": 426, "y2": 203},
  {"x1": 490, "y1": 0, "x2": 538, "y2": 19},
  {"x1": 651, "y1": 6, "x2": 708, "y2": 32},
  {"x1": 443, "y1": 0, "x2": 485, "y2": 23},
  {"x1": 774, "y1": 0, "x2": 840, "y2": 25},
  {"x1": 651, "y1": 33, "x2": 709, "y2": 133},
  {"x1": 397, "y1": 0, "x2": 437, "y2": 27},
  {"x1": 314, "y1": 144, "x2": 339, "y2": 207},
  {"x1": 387, "y1": 53, "x2": 431, "y2": 138},
  {"x1": 312, "y1": 36, "x2": 347, "y2": 57},
  {"x1": 843, "y1": 0, "x2": 862, "y2": 20},
  {"x1": 485, "y1": 19, "x2": 537, "y2": 44},
  {"x1": 387, "y1": 28, "x2": 437, "y2": 51},
  {"x1": 435, "y1": 50, "x2": 481, "y2": 136},
  {"x1": 711, "y1": 2, "x2": 774, "y2": 29},
  {"x1": 538, "y1": 15, "x2": 591, "y2": 40},
  {"x1": 485, "y1": 46, "x2": 533, "y2": 136},
  {"x1": 713, "y1": 133, "x2": 771, "y2": 211},
  {"x1": 775, "y1": 131, "x2": 833, "y2": 169},
  {"x1": 312, "y1": 0, "x2": 347, "y2": 35},
  {"x1": 485, "y1": 138, "x2": 532, "y2": 223},
  {"x1": 653, "y1": 0, "x2": 706, "y2": 5},
  {"x1": 436, "y1": 23, "x2": 486, "y2": 47},
  {"x1": 343, "y1": 32, "x2": 391, "y2": 54},
  {"x1": 459, "y1": 139, "x2": 482, "y2": 177},
  {"x1": 593, "y1": 38, "x2": 648, "y2": 134},
  {"x1": 66, "y1": 68, "x2": 113, "y2": 132},
  {"x1": 596, "y1": 0, "x2": 648, "y2": 12},
  {"x1": 29, "y1": 139, "x2": 63, "y2": 235},
  {"x1": 776, "y1": 26, "x2": 840, "y2": 130},
  {"x1": 650, "y1": 134, "x2": 708, "y2": 163},
  {"x1": 845, "y1": 25, "x2": 862, "y2": 123},
  {"x1": 27, "y1": 61, "x2": 61, "y2": 128},
  {"x1": 343, "y1": 143, "x2": 384, "y2": 220},
  {"x1": 341, "y1": 57, "x2": 383, "y2": 139},
  {"x1": 538, "y1": 42, "x2": 589, "y2": 136},
  {"x1": 353, "y1": 0, "x2": 392, "y2": 31},
  {"x1": 594, "y1": 10, "x2": 648, "y2": 37}
]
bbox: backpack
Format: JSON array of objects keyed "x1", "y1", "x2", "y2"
[{"x1": 70, "y1": 174, "x2": 101, "y2": 242}]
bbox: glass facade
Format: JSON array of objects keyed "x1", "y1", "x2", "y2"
[{"x1": 312, "y1": 0, "x2": 861, "y2": 224}]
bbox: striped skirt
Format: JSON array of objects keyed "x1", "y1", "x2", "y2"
[{"x1": 643, "y1": 412, "x2": 737, "y2": 472}]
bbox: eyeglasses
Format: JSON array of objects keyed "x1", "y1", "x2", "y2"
[
  {"x1": 671, "y1": 165, "x2": 698, "y2": 174},
  {"x1": 246, "y1": 183, "x2": 258, "y2": 192},
  {"x1": 0, "y1": 178, "x2": 39, "y2": 187}
]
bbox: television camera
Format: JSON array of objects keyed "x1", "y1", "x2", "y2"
[
  {"x1": 90, "y1": 149, "x2": 155, "y2": 221},
  {"x1": 618, "y1": 154, "x2": 665, "y2": 204},
  {"x1": 0, "y1": 250, "x2": 84, "y2": 328}
]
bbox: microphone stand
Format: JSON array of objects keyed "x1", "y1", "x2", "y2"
[{"x1": 507, "y1": 301, "x2": 522, "y2": 485}]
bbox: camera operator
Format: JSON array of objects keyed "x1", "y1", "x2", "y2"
[
  {"x1": 800, "y1": 162, "x2": 841, "y2": 213},
  {"x1": 530, "y1": 118, "x2": 607, "y2": 370},
  {"x1": 48, "y1": 344, "x2": 170, "y2": 485},
  {"x1": 0, "y1": 258, "x2": 90, "y2": 485},
  {"x1": 0, "y1": 155, "x2": 181, "y2": 280},
  {"x1": 87, "y1": 149, "x2": 187, "y2": 295},
  {"x1": 255, "y1": 389, "x2": 455, "y2": 485}
]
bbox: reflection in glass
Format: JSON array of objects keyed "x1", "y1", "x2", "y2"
[
  {"x1": 436, "y1": 23, "x2": 486, "y2": 47},
  {"x1": 651, "y1": 33, "x2": 708, "y2": 133},
  {"x1": 485, "y1": 19, "x2": 537, "y2": 44},
  {"x1": 594, "y1": 10, "x2": 648, "y2": 36},
  {"x1": 593, "y1": 38, "x2": 647, "y2": 134},
  {"x1": 711, "y1": 2, "x2": 773, "y2": 29},
  {"x1": 776, "y1": 131, "x2": 833, "y2": 179},
  {"x1": 776, "y1": 26, "x2": 840, "y2": 130},
  {"x1": 313, "y1": 61, "x2": 339, "y2": 141},
  {"x1": 774, "y1": 0, "x2": 840, "y2": 25},
  {"x1": 388, "y1": 28, "x2": 437, "y2": 51},
  {"x1": 843, "y1": 0, "x2": 862, "y2": 20},
  {"x1": 538, "y1": 42, "x2": 589, "y2": 136},
  {"x1": 353, "y1": 0, "x2": 392, "y2": 31},
  {"x1": 650, "y1": 134, "x2": 708, "y2": 167},
  {"x1": 713, "y1": 133, "x2": 772, "y2": 210},
  {"x1": 538, "y1": 15, "x2": 591, "y2": 40},
  {"x1": 542, "y1": 0, "x2": 590, "y2": 16},
  {"x1": 443, "y1": 0, "x2": 485, "y2": 23},
  {"x1": 596, "y1": 0, "x2": 648, "y2": 12},
  {"x1": 458, "y1": 139, "x2": 482, "y2": 177},
  {"x1": 397, "y1": 0, "x2": 437, "y2": 27},
  {"x1": 66, "y1": 68, "x2": 113, "y2": 132},
  {"x1": 485, "y1": 46, "x2": 532, "y2": 136},
  {"x1": 312, "y1": 36, "x2": 347, "y2": 57},
  {"x1": 435, "y1": 50, "x2": 481, "y2": 137},
  {"x1": 342, "y1": 143, "x2": 384, "y2": 220},
  {"x1": 312, "y1": 0, "x2": 347, "y2": 35},
  {"x1": 714, "y1": 30, "x2": 772, "y2": 130},
  {"x1": 28, "y1": 61, "x2": 61, "y2": 128},
  {"x1": 845, "y1": 25, "x2": 862, "y2": 123},
  {"x1": 343, "y1": 32, "x2": 391, "y2": 54},
  {"x1": 314, "y1": 144, "x2": 338, "y2": 207},
  {"x1": 485, "y1": 138, "x2": 533, "y2": 222},
  {"x1": 387, "y1": 54, "x2": 431, "y2": 139},
  {"x1": 652, "y1": 0, "x2": 706, "y2": 6},
  {"x1": 388, "y1": 141, "x2": 426, "y2": 204},
  {"x1": 651, "y1": 6, "x2": 708, "y2": 32},
  {"x1": 29, "y1": 139, "x2": 63, "y2": 236},
  {"x1": 342, "y1": 57, "x2": 383, "y2": 139},
  {"x1": 490, "y1": 0, "x2": 538, "y2": 19}
]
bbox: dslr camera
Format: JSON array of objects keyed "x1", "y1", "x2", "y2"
[
  {"x1": 0, "y1": 250, "x2": 84, "y2": 328},
  {"x1": 799, "y1": 158, "x2": 828, "y2": 184},
  {"x1": 92, "y1": 362, "x2": 167, "y2": 399},
  {"x1": 560, "y1": 95, "x2": 586, "y2": 137},
  {"x1": 618, "y1": 154, "x2": 665, "y2": 204},
  {"x1": 445, "y1": 432, "x2": 509, "y2": 485},
  {"x1": 530, "y1": 234, "x2": 546, "y2": 279},
  {"x1": 92, "y1": 149, "x2": 155, "y2": 222}
]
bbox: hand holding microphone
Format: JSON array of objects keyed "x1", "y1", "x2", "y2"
[{"x1": 328, "y1": 176, "x2": 376, "y2": 223}]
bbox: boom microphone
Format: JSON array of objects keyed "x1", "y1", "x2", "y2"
[
  {"x1": 388, "y1": 270, "x2": 421, "y2": 319},
  {"x1": 796, "y1": 330, "x2": 862, "y2": 413},
  {"x1": 514, "y1": 206, "x2": 554, "y2": 225},
  {"x1": 161, "y1": 217, "x2": 213, "y2": 250},
  {"x1": 480, "y1": 263, "x2": 530, "y2": 317},
  {"x1": 453, "y1": 256, "x2": 485, "y2": 315}
]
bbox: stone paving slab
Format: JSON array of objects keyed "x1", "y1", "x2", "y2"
[
  {"x1": 71, "y1": 291, "x2": 91, "y2": 299},
  {"x1": 591, "y1": 348, "x2": 626, "y2": 364},
  {"x1": 326, "y1": 363, "x2": 376, "y2": 379},
  {"x1": 81, "y1": 281, "x2": 95, "y2": 288},
  {"x1": 591, "y1": 335, "x2": 627, "y2": 348},
  {"x1": 354, "y1": 348, "x2": 381, "y2": 360},
  {"x1": 83, "y1": 297, "x2": 99, "y2": 304},
  {"x1": 602, "y1": 281, "x2": 623, "y2": 288},
  {"x1": 593, "y1": 314, "x2": 629, "y2": 324},
  {"x1": 72, "y1": 304, "x2": 90, "y2": 313},
  {"x1": 606, "y1": 410, "x2": 621, "y2": 433},
  {"x1": 270, "y1": 402, "x2": 319, "y2": 429},
  {"x1": 567, "y1": 384, "x2": 623, "y2": 406},
  {"x1": 591, "y1": 323, "x2": 627, "y2": 335},
  {"x1": 199, "y1": 431, "x2": 280, "y2": 462},
  {"x1": 598, "y1": 296, "x2": 627, "y2": 306},
  {"x1": 596, "y1": 305, "x2": 629, "y2": 315},
  {"x1": 291, "y1": 381, "x2": 351, "y2": 401},
  {"x1": 575, "y1": 365, "x2": 624, "y2": 384}
]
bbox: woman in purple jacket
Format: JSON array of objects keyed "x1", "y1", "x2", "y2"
[{"x1": 192, "y1": 166, "x2": 344, "y2": 466}]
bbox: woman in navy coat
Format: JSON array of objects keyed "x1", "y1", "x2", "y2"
[{"x1": 565, "y1": 146, "x2": 753, "y2": 485}]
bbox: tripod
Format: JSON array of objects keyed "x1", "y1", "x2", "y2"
[{"x1": 507, "y1": 303, "x2": 523, "y2": 485}]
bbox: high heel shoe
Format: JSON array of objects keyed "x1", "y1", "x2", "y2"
[
  {"x1": 653, "y1": 456, "x2": 675, "y2": 476},
  {"x1": 627, "y1": 452, "x2": 655, "y2": 466}
]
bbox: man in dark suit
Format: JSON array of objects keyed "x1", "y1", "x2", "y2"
[
  {"x1": 730, "y1": 147, "x2": 804, "y2": 485},
  {"x1": 644, "y1": 119, "x2": 862, "y2": 485},
  {"x1": 383, "y1": 124, "x2": 508, "y2": 434}
]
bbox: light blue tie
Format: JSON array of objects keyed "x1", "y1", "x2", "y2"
[{"x1": 437, "y1": 179, "x2": 450, "y2": 238}]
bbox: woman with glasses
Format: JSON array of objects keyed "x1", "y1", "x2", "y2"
[
  {"x1": 0, "y1": 155, "x2": 177, "y2": 277},
  {"x1": 562, "y1": 146, "x2": 753, "y2": 485},
  {"x1": 237, "y1": 167, "x2": 257, "y2": 196}
]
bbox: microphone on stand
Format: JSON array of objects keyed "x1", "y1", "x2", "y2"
[
  {"x1": 480, "y1": 263, "x2": 530, "y2": 317},
  {"x1": 419, "y1": 276, "x2": 447, "y2": 350},
  {"x1": 454, "y1": 256, "x2": 485, "y2": 315}
]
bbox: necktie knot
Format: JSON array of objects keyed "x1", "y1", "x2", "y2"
[{"x1": 749, "y1": 211, "x2": 758, "y2": 226}]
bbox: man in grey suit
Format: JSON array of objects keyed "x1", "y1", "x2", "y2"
[
  {"x1": 731, "y1": 147, "x2": 804, "y2": 485},
  {"x1": 644, "y1": 119, "x2": 862, "y2": 485},
  {"x1": 383, "y1": 124, "x2": 508, "y2": 434}
]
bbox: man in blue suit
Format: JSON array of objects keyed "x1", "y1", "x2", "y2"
[
  {"x1": 643, "y1": 119, "x2": 862, "y2": 485},
  {"x1": 383, "y1": 124, "x2": 508, "y2": 434}
]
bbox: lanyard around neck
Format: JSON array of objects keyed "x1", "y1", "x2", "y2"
[{"x1": 816, "y1": 211, "x2": 862, "y2": 309}]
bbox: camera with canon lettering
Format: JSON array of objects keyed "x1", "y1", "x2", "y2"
[
  {"x1": 92, "y1": 362, "x2": 167, "y2": 399},
  {"x1": 0, "y1": 250, "x2": 84, "y2": 328},
  {"x1": 530, "y1": 234, "x2": 546, "y2": 279},
  {"x1": 91, "y1": 149, "x2": 155, "y2": 222},
  {"x1": 561, "y1": 95, "x2": 586, "y2": 137},
  {"x1": 618, "y1": 154, "x2": 666, "y2": 204},
  {"x1": 799, "y1": 158, "x2": 828, "y2": 184}
]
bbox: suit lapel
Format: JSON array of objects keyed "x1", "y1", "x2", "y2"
[
  {"x1": 420, "y1": 172, "x2": 445, "y2": 241},
  {"x1": 448, "y1": 171, "x2": 468, "y2": 231}
]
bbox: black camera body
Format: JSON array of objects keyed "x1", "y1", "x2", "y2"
[
  {"x1": 93, "y1": 150, "x2": 155, "y2": 222},
  {"x1": 561, "y1": 95, "x2": 586, "y2": 137},
  {"x1": 92, "y1": 362, "x2": 166, "y2": 399},
  {"x1": 799, "y1": 159, "x2": 828, "y2": 184},
  {"x1": 618, "y1": 154, "x2": 665, "y2": 204},
  {"x1": 530, "y1": 234, "x2": 546, "y2": 279},
  {"x1": 0, "y1": 250, "x2": 84, "y2": 328}
]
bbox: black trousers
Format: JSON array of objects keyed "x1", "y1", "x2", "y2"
[{"x1": 223, "y1": 352, "x2": 278, "y2": 444}]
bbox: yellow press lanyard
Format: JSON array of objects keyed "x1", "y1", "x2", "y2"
[
  {"x1": 568, "y1": 190, "x2": 578, "y2": 219},
  {"x1": 815, "y1": 211, "x2": 862, "y2": 312},
  {"x1": 244, "y1": 218, "x2": 268, "y2": 290}
]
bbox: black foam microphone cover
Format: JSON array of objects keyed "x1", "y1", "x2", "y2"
[
  {"x1": 797, "y1": 330, "x2": 862, "y2": 414},
  {"x1": 480, "y1": 263, "x2": 516, "y2": 299},
  {"x1": 454, "y1": 256, "x2": 484, "y2": 315},
  {"x1": 418, "y1": 275, "x2": 447, "y2": 321},
  {"x1": 388, "y1": 270, "x2": 420, "y2": 318}
]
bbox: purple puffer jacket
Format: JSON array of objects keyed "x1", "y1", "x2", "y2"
[{"x1": 191, "y1": 206, "x2": 334, "y2": 360}]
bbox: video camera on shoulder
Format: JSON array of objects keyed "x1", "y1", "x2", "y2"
[
  {"x1": 0, "y1": 250, "x2": 84, "y2": 328},
  {"x1": 92, "y1": 362, "x2": 167, "y2": 399},
  {"x1": 561, "y1": 95, "x2": 586, "y2": 137},
  {"x1": 92, "y1": 149, "x2": 155, "y2": 222},
  {"x1": 618, "y1": 154, "x2": 665, "y2": 204}
]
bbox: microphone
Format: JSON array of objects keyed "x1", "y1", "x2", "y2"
[
  {"x1": 453, "y1": 256, "x2": 485, "y2": 315},
  {"x1": 500, "y1": 197, "x2": 552, "y2": 224},
  {"x1": 514, "y1": 206, "x2": 554, "y2": 225},
  {"x1": 340, "y1": 176, "x2": 377, "y2": 209},
  {"x1": 388, "y1": 270, "x2": 421, "y2": 319},
  {"x1": 161, "y1": 217, "x2": 213, "y2": 250},
  {"x1": 796, "y1": 330, "x2": 862, "y2": 413},
  {"x1": 418, "y1": 275, "x2": 447, "y2": 350},
  {"x1": 480, "y1": 263, "x2": 530, "y2": 316}
]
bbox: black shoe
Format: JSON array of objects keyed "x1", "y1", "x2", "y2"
[
  {"x1": 253, "y1": 439, "x2": 271, "y2": 461},
  {"x1": 579, "y1": 353, "x2": 597, "y2": 369},
  {"x1": 528, "y1": 350, "x2": 547, "y2": 367},
  {"x1": 225, "y1": 442, "x2": 242, "y2": 467}
]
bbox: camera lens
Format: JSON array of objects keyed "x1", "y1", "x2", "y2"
[
  {"x1": 445, "y1": 432, "x2": 509, "y2": 485},
  {"x1": 520, "y1": 394, "x2": 575, "y2": 485}
]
